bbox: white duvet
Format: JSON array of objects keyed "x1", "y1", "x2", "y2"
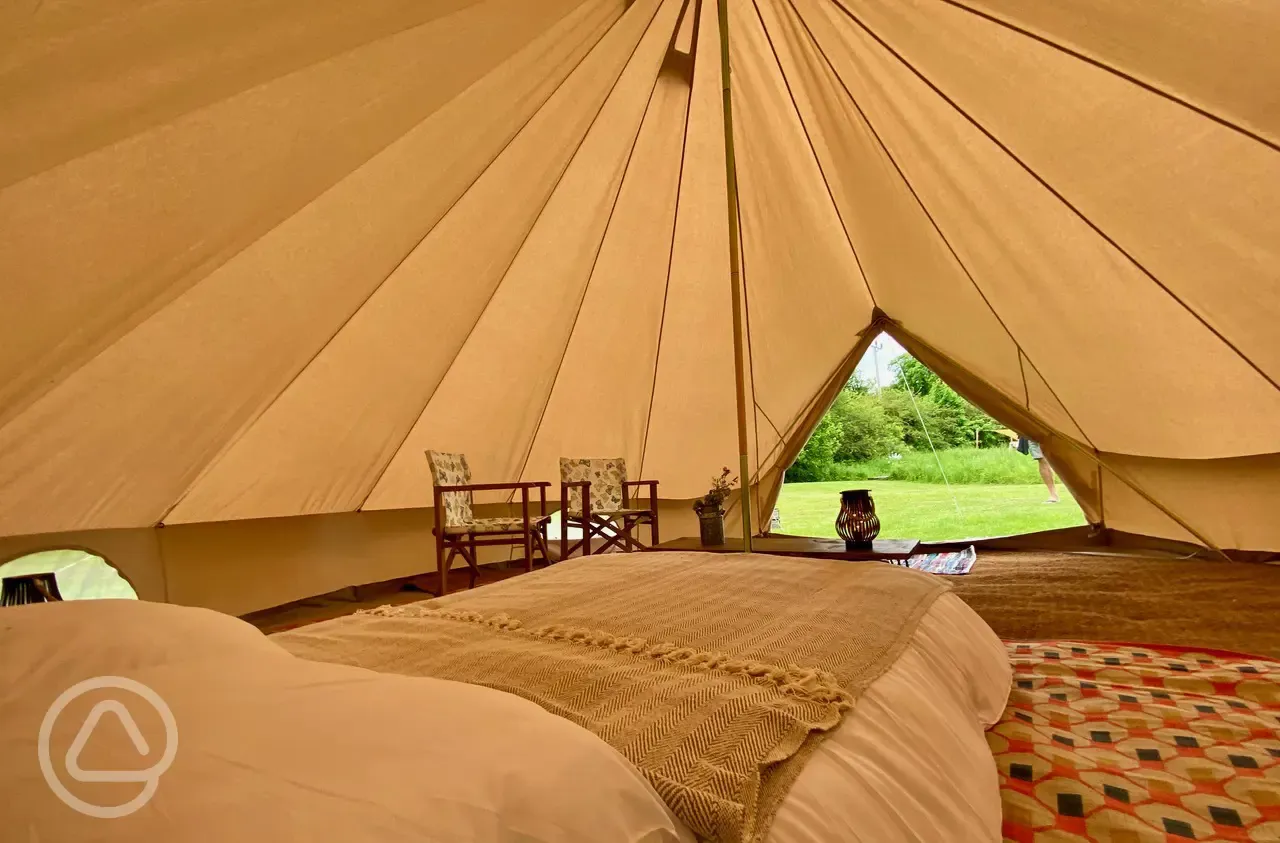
[
  {"x1": 768, "y1": 592, "x2": 1010, "y2": 843},
  {"x1": 0, "y1": 592, "x2": 1008, "y2": 843}
]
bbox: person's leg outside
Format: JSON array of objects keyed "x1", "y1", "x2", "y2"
[{"x1": 1028, "y1": 440, "x2": 1059, "y2": 503}]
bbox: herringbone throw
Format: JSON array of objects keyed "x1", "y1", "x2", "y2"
[{"x1": 274, "y1": 552, "x2": 948, "y2": 842}]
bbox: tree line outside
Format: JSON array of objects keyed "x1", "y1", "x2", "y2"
[{"x1": 786, "y1": 354, "x2": 1037, "y2": 485}]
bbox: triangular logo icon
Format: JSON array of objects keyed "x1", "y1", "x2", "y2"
[{"x1": 64, "y1": 700, "x2": 152, "y2": 783}]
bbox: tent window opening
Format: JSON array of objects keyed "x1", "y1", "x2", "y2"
[
  {"x1": 777, "y1": 332, "x2": 1087, "y2": 542},
  {"x1": 0, "y1": 549, "x2": 136, "y2": 604}
]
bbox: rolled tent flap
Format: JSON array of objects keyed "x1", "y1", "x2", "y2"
[{"x1": 1, "y1": 0, "x2": 1278, "y2": 584}]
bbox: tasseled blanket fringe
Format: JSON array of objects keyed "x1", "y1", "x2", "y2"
[{"x1": 360, "y1": 603, "x2": 854, "y2": 710}]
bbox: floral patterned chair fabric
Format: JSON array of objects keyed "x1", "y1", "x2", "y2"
[
  {"x1": 444, "y1": 517, "x2": 534, "y2": 536},
  {"x1": 559, "y1": 458, "x2": 647, "y2": 516},
  {"x1": 423, "y1": 450, "x2": 552, "y2": 596},
  {"x1": 559, "y1": 456, "x2": 659, "y2": 559},
  {"x1": 426, "y1": 451, "x2": 474, "y2": 529}
]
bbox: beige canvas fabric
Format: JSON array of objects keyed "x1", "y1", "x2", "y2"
[
  {"x1": 274, "y1": 552, "x2": 948, "y2": 842},
  {"x1": 1, "y1": 0, "x2": 1278, "y2": 572}
]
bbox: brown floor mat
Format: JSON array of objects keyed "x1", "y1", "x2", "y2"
[
  {"x1": 244, "y1": 551, "x2": 1280, "y2": 659},
  {"x1": 243, "y1": 566, "x2": 527, "y2": 634},
  {"x1": 948, "y1": 551, "x2": 1280, "y2": 659}
]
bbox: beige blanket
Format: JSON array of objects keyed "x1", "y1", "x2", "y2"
[{"x1": 274, "y1": 552, "x2": 948, "y2": 843}]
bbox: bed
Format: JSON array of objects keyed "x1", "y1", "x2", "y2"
[
  {"x1": 1, "y1": 551, "x2": 1011, "y2": 842},
  {"x1": 9, "y1": 552, "x2": 1273, "y2": 843},
  {"x1": 272, "y1": 551, "x2": 1014, "y2": 842}
]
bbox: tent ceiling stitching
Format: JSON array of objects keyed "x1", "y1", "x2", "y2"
[{"x1": 0, "y1": 0, "x2": 1277, "y2": 553}]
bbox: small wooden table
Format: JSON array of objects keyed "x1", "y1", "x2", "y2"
[{"x1": 653, "y1": 536, "x2": 920, "y2": 563}]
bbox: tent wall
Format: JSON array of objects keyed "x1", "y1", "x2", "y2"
[
  {"x1": 2, "y1": 0, "x2": 1278, "y2": 558},
  {"x1": 0, "y1": 527, "x2": 167, "y2": 604},
  {"x1": 1098, "y1": 456, "x2": 1280, "y2": 553},
  {"x1": 0, "y1": 514, "x2": 440, "y2": 614},
  {"x1": 0, "y1": 502, "x2": 715, "y2": 617}
]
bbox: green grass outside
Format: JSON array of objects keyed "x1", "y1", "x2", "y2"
[
  {"x1": 775, "y1": 479, "x2": 1086, "y2": 543},
  {"x1": 810, "y1": 446, "x2": 1048, "y2": 485},
  {"x1": 0, "y1": 549, "x2": 136, "y2": 600}
]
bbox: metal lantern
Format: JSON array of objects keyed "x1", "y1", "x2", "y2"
[
  {"x1": 698, "y1": 509, "x2": 726, "y2": 546},
  {"x1": 835, "y1": 489, "x2": 880, "y2": 549}
]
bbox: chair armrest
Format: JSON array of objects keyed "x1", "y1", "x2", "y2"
[
  {"x1": 436, "y1": 481, "x2": 551, "y2": 493},
  {"x1": 560, "y1": 480, "x2": 591, "y2": 516},
  {"x1": 621, "y1": 479, "x2": 658, "y2": 511}
]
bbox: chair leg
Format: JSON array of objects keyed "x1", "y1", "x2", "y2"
[
  {"x1": 532, "y1": 520, "x2": 549, "y2": 565},
  {"x1": 588, "y1": 518, "x2": 606, "y2": 554},
  {"x1": 650, "y1": 511, "x2": 659, "y2": 548},
  {"x1": 618, "y1": 517, "x2": 644, "y2": 552},
  {"x1": 436, "y1": 532, "x2": 450, "y2": 597},
  {"x1": 561, "y1": 517, "x2": 599, "y2": 559},
  {"x1": 467, "y1": 535, "x2": 479, "y2": 589},
  {"x1": 636, "y1": 516, "x2": 653, "y2": 551},
  {"x1": 615, "y1": 518, "x2": 637, "y2": 552},
  {"x1": 620, "y1": 518, "x2": 640, "y2": 552},
  {"x1": 595, "y1": 518, "x2": 628, "y2": 555}
]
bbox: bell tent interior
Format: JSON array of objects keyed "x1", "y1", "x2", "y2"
[
  {"x1": 6, "y1": 5, "x2": 1280, "y2": 843},
  {"x1": 1, "y1": 0, "x2": 1278, "y2": 621}
]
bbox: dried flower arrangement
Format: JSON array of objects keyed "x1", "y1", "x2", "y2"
[{"x1": 692, "y1": 467, "x2": 736, "y2": 516}]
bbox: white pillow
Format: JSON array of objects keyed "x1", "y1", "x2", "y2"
[
  {"x1": 0, "y1": 600, "x2": 693, "y2": 843},
  {"x1": 0, "y1": 598, "x2": 281, "y2": 686}
]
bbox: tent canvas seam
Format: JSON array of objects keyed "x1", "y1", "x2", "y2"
[
  {"x1": 828, "y1": 0, "x2": 1280, "y2": 397},
  {"x1": 890, "y1": 319, "x2": 1226, "y2": 557},
  {"x1": 787, "y1": 0, "x2": 1098, "y2": 452},
  {"x1": 158, "y1": 0, "x2": 623, "y2": 526},
  {"x1": 752, "y1": 323, "x2": 881, "y2": 524},
  {"x1": 1017, "y1": 349, "x2": 1030, "y2": 409},
  {"x1": 722, "y1": 19, "x2": 767, "y2": 500},
  {"x1": 2, "y1": 0, "x2": 594, "y2": 191},
  {"x1": 1092, "y1": 455, "x2": 1230, "y2": 561},
  {"x1": 510, "y1": 0, "x2": 686, "y2": 500},
  {"x1": 2, "y1": 1, "x2": 607, "y2": 436},
  {"x1": 756, "y1": 319, "x2": 881, "y2": 471},
  {"x1": 751, "y1": 0, "x2": 879, "y2": 312},
  {"x1": 640, "y1": 0, "x2": 702, "y2": 479},
  {"x1": 734, "y1": 156, "x2": 766, "y2": 506},
  {"x1": 353, "y1": 0, "x2": 664, "y2": 513},
  {"x1": 938, "y1": 0, "x2": 1279, "y2": 154},
  {"x1": 756, "y1": 402, "x2": 784, "y2": 443}
]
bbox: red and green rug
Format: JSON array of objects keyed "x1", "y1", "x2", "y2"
[{"x1": 993, "y1": 641, "x2": 1280, "y2": 842}]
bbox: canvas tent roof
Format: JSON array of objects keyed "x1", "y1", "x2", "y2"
[{"x1": 2, "y1": 0, "x2": 1279, "y2": 581}]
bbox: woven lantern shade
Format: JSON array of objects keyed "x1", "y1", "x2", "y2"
[
  {"x1": 0, "y1": 573, "x2": 63, "y2": 606},
  {"x1": 835, "y1": 490, "x2": 880, "y2": 549}
]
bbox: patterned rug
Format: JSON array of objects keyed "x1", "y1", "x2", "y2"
[
  {"x1": 906, "y1": 545, "x2": 977, "y2": 575},
  {"x1": 992, "y1": 641, "x2": 1280, "y2": 842}
]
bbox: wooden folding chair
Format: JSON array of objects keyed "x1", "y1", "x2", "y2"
[
  {"x1": 427, "y1": 450, "x2": 551, "y2": 596},
  {"x1": 559, "y1": 457, "x2": 659, "y2": 559}
]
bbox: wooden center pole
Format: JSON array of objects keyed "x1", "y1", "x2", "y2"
[{"x1": 717, "y1": 0, "x2": 753, "y2": 552}]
